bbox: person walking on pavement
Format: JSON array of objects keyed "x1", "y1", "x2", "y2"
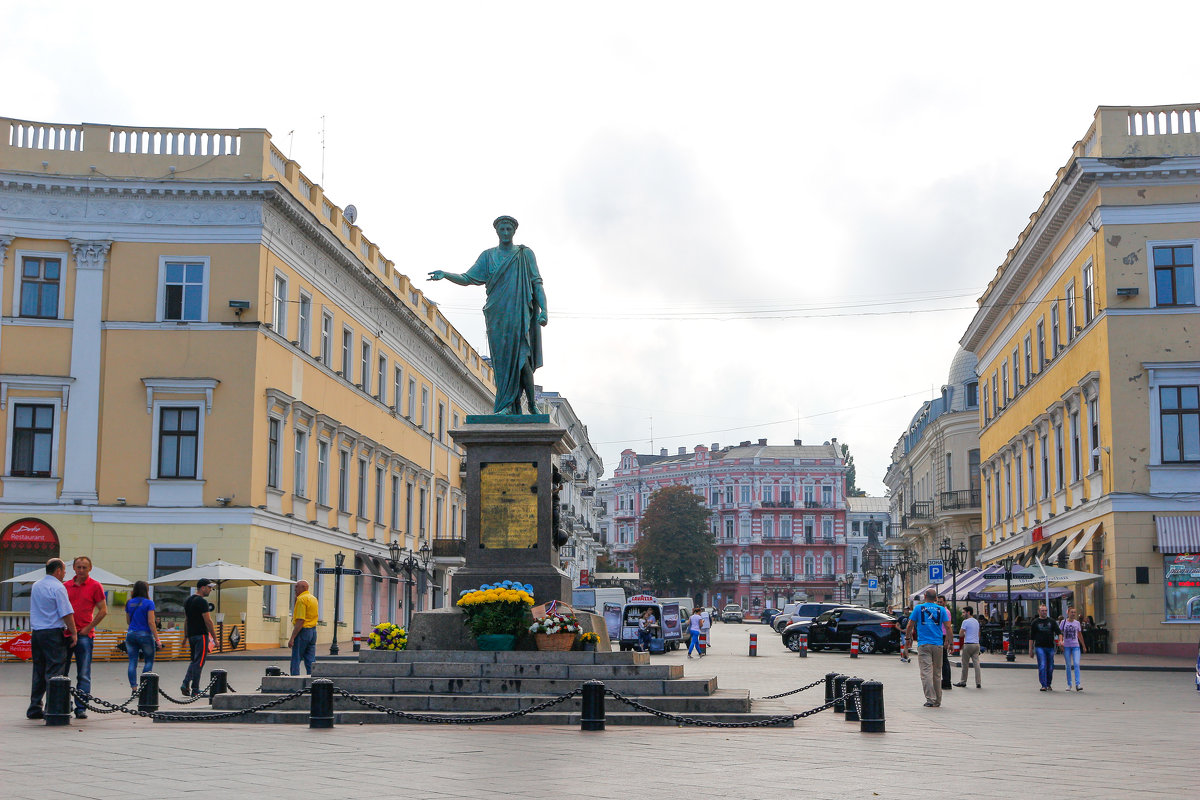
[
  {"x1": 1060, "y1": 606, "x2": 1087, "y2": 691},
  {"x1": 897, "y1": 607, "x2": 912, "y2": 663},
  {"x1": 287, "y1": 580, "x2": 319, "y2": 675},
  {"x1": 26, "y1": 558, "x2": 77, "y2": 720},
  {"x1": 953, "y1": 606, "x2": 982, "y2": 688},
  {"x1": 686, "y1": 608, "x2": 704, "y2": 658},
  {"x1": 937, "y1": 595, "x2": 954, "y2": 690},
  {"x1": 905, "y1": 588, "x2": 950, "y2": 708},
  {"x1": 1029, "y1": 603, "x2": 1062, "y2": 691},
  {"x1": 181, "y1": 578, "x2": 216, "y2": 696},
  {"x1": 63, "y1": 556, "x2": 106, "y2": 719},
  {"x1": 124, "y1": 580, "x2": 161, "y2": 690}
]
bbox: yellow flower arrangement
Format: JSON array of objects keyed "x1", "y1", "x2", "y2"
[{"x1": 456, "y1": 581, "x2": 535, "y2": 637}]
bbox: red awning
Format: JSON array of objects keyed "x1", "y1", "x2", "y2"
[{"x1": 0, "y1": 519, "x2": 58, "y2": 550}]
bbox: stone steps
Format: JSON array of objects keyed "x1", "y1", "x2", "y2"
[
  {"x1": 311, "y1": 661, "x2": 683, "y2": 680},
  {"x1": 358, "y1": 649, "x2": 646, "y2": 665},
  {"x1": 211, "y1": 688, "x2": 753, "y2": 713},
  {"x1": 157, "y1": 707, "x2": 796, "y2": 727},
  {"x1": 259, "y1": 675, "x2": 719, "y2": 696}
]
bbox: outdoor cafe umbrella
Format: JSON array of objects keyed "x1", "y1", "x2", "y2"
[
  {"x1": 2, "y1": 564, "x2": 134, "y2": 587},
  {"x1": 148, "y1": 559, "x2": 296, "y2": 613},
  {"x1": 973, "y1": 561, "x2": 1101, "y2": 605}
]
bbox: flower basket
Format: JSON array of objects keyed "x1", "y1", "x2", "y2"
[
  {"x1": 579, "y1": 631, "x2": 600, "y2": 652},
  {"x1": 368, "y1": 622, "x2": 407, "y2": 651},
  {"x1": 534, "y1": 632, "x2": 577, "y2": 651},
  {"x1": 457, "y1": 580, "x2": 535, "y2": 638}
]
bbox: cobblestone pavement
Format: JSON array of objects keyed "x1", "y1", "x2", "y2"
[{"x1": 2, "y1": 624, "x2": 1195, "y2": 799}]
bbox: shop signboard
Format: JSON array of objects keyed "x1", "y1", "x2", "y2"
[
  {"x1": 1164, "y1": 553, "x2": 1200, "y2": 621},
  {"x1": 1, "y1": 632, "x2": 32, "y2": 661}
]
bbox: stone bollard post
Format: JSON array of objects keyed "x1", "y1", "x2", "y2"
[
  {"x1": 859, "y1": 680, "x2": 886, "y2": 733},
  {"x1": 843, "y1": 677, "x2": 864, "y2": 722},
  {"x1": 45, "y1": 676, "x2": 72, "y2": 726},
  {"x1": 265, "y1": 665, "x2": 283, "y2": 677},
  {"x1": 581, "y1": 680, "x2": 606, "y2": 732},
  {"x1": 210, "y1": 669, "x2": 229, "y2": 698},
  {"x1": 138, "y1": 673, "x2": 159, "y2": 714},
  {"x1": 309, "y1": 678, "x2": 334, "y2": 729},
  {"x1": 832, "y1": 674, "x2": 847, "y2": 713},
  {"x1": 797, "y1": 633, "x2": 807, "y2": 658},
  {"x1": 824, "y1": 672, "x2": 840, "y2": 705}
]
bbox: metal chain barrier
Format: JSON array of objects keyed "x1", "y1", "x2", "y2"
[
  {"x1": 158, "y1": 676, "x2": 219, "y2": 705},
  {"x1": 76, "y1": 686, "x2": 140, "y2": 715},
  {"x1": 332, "y1": 686, "x2": 582, "y2": 724},
  {"x1": 70, "y1": 686, "x2": 310, "y2": 722},
  {"x1": 756, "y1": 677, "x2": 825, "y2": 700},
  {"x1": 604, "y1": 687, "x2": 859, "y2": 728}
]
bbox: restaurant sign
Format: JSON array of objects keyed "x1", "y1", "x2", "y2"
[{"x1": 0, "y1": 518, "x2": 59, "y2": 550}]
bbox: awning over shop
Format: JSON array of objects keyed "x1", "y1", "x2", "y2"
[
  {"x1": 931, "y1": 567, "x2": 993, "y2": 602},
  {"x1": 1155, "y1": 515, "x2": 1200, "y2": 554},
  {"x1": 1047, "y1": 529, "x2": 1082, "y2": 563},
  {"x1": 1068, "y1": 523, "x2": 1101, "y2": 561}
]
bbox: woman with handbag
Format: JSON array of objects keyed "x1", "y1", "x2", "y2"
[{"x1": 124, "y1": 581, "x2": 162, "y2": 689}]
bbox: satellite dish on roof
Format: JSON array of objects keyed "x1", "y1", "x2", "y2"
[{"x1": 344, "y1": 205, "x2": 358, "y2": 224}]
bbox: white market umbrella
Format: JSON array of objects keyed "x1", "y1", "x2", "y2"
[
  {"x1": 149, "y1": 559, "x2": 295, "y2": 613},
  {"x1": 3, "y1": 564, "x2": 134, "y2": 587}
]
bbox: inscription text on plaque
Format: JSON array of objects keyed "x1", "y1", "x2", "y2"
[{"x1": 479, "y1": 461, "x2": 538, "y2": 549}]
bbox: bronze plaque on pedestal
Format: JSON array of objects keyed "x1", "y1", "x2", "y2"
[{"x1": 479, "y1": 461, "x2": 538, "y2": 549}]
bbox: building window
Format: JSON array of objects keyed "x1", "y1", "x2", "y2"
[
  {"x1": 338, "y1": 450, "x2": 349, "y2": 512},
  {"x1": 821, "y1": 485, "x2": 833, "y2": 507},
  {"x1": 377, "y1": 355, "x2": 387, "y2": 402},
  {"x1": 724, "y1": 519, "x2": 734, "y2": 539},
  {"x1": 406, "y1": 483, "x2": 414, "y2": 534},
  {"x1": 1070, "y1": 411, "x2": 1081, "y2": 483},
  {"x1": 312, "y1": 560, "x2": 324, "y2": 620},
  {"x1": 1088, "y1": 398, "x2": 1100, "y2": 473},
  {"x1": 161, "y1": 260, "x2": 206, "y2": 321},
  {"x1": 1026, "y1": 444, "x2": 1036, "y2": 507},
  {"x1": 1153, "y1": 245, "x2": 1195, "y2": 307},
  {"x1": 10, "y1": 403, "x2": 54, "y2": 477},
  {"x1": 407, "y1": 378, "x2": 417, "y2": 420},
  {"x1": 1040, "y1": 433, "x2": 1049, "y2": 499},
  {"x1": 1054, "y1": 424, "x2": 1065, "y2": 491},
  {"x1": 341, "y1": 327, "x2": 353, "y2": 381},
  {"x1": 151, "y1": 547, "x2": 193, "y2": 618},
  {"x1": 267, "y1": 418, "x2": 281, "y2": 489},
  {"x1": 983, "y1": 390, "x2": 990, "y2": 422},
  {"x1": 316, "y1": 439, "x2": 329, "y2": 506},
  {"x1": 1159, "y1": 386, "x2": 1200, "y2": 463},
  {"x1": 1065, "y1": 281, "x2": 1076, "y2": 342},
  {"x1": 710, "y1": 490, "x2": 720, "y2": 505},
  {"x1": 804, "y1": 517, "x2": 815, "y2": 543},
  {"x1": 1036, "y1": 320, "x2": 1046, "y2": 370},
  {"x1": 780, "y1": 486, "x2": 791, "y2": 504},
  {"x1": 1051, "y1": 303, "x2": 1061, "y2": 355},
  {"x1": 1014, "y1": 453, "x2": 1023, "y2": 511},
  {"x1": 375, "y1": 466, "x2": 384, "y2": 521},
  {"x1": 1164, "y1": 553, "x2": 1200, "y2": 621},
  {"x1": 421, "y1": 387, "x2": 429, "y2": 429},
  {"x1": 357, "y1": 457, "x2": 368, "y2": 518},
  {"x1": 780, "y1": 517, "x2": 791, "y2": 539},
  {"x1": 762, "y1": 516, "x2": 773, "y2": 539},
  {"x1": 393, "y1": 367, "x2": 403, "y2": 412},
  {"x1": 991, "y1": 373, "x2": 999, "y2": 415},
  {"x1": 740, "y1": 485, "x2": 751, "y2": 504},
  {"x1": 263, "y1": 549, "x2": 277, "y2": 616},
  {"x1": 993, "y1": 472, "x2": 1001, "y2": 525},
  {"x1": 803, "y1": 485, "x2": 814, "y2": 507},
  {"x1": 724, "y1": 556, "x2": 734, "y2": 578},
  {"x1": 19, "y1": 256, "x2": 62, "y2": 319},
  {"x1": 1001, "y1": 363, "x2": 1009, "y2": 404},
  {"x1": 390, "y1": 475, "x2": 400, "y2": 529},
  {"x1": 945, "y1": 453, "x2": 953, "y2": 493},
  {"x1": 158, "y1": 406, "x2": 199, "y2": 479},
  {"x1": 437, "y1": 402, "x2": 446, "y2": 442},
  {"x1": 740, "y1": 518, "x2": 751, "y2": 539},
  {"x1": 761, "y1": 484, "x2": 773, "y2": 504},
  {"x1": 419, "y1": 487, "x2": 427, "y2": 537},
  {"x1": 272, "y1": 273, "x2": 288, "y2": 334},
  {"x1": 741, "y1": 555, "x2": 752, "y2": 577},
  {"x1": 290, "y1": 555, "x2": 302, "y2": 585},
  {"x1": 1004, "y1": 463, "x2": 1012, "y2": 518},
  {"x1": 298, "y1": 293, "x2": 312, "y2": 352},
  {"x1": 360, "y1": 341, "x2": 372, "y2": 394},
  {"x1": 822, "y1": 517, "x2": 834, "y2": 540},
  {"x1": 294, "y1": 429, "x2": 308, "y2": 497},
  {"x1": 320, "y1": 311, "x2": 333, "y2": 366},
  {"x1": 1082, "y1": 262, "x2": 1096, "y2": 324},
  {"x1": 1023, "y1": 335, "x2": 1032, "y2": 383}
]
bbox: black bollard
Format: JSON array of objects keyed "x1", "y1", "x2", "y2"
[
  {"x1": 45, "y1": 676, "x2": 72, "y2": 726},
  {"x1": 138, "y1": 673, "x2": 159, "y2": 714},
  {"x1": 824, "y1": 672, "x2": 840, "y2": 705},
  {"x1": 210, "y1": 669, "x2": 228, "y2": 698},
  {"x1": 580, "y1": 680, "x2": 606, "y2": 732},
  {"x1": 309, "y1": 678, "x2": 334, "y2": 729},
  {"x1": 265, "y1": 665, "x2": 283, "y2": 677},
  {"x1": 859, "y1": 680, "x2": 886, "y2": 733},
  {"x1": 832, "y1": 674, "x2": 847, "y2": 713},
  {"x1": 843, "y1": 677, "x2": 864, "y2": 722}
]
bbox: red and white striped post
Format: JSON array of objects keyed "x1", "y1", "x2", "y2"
[
  {"x1": 798, "y1": 633, "x2": 808, "y2": 658},
  {"x1": 748, "y1": 633, "x2": 758, "y2": 657},
  {"x1": 850, "y1": 633, "x2": 860, "y2": 658},
  {"x1": 898, "y1": 632, "x2": 907, "y2": 658},
  {"x1": 952, "y1": 633, "x2": 963, "y2": 656},
  {"x1": 699, "y1": 631, "x2": 708, "y2": 654}
]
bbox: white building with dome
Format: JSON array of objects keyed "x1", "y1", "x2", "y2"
[{"x1": 884, "y1": 348, "x2": 982, "y2": 591}]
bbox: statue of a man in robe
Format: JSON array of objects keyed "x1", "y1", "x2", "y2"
[{"x1": 428, "y1": 216, "x2": 548, "y2": 415}]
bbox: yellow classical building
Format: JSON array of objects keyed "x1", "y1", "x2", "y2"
[
  {"x1": 0, "y1": 117, "x2": 492, "y2": 648},
  {"x1": 963, "y1": 105, "x2": 1200, "y2": 656}
]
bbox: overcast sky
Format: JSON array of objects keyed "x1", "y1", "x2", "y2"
[{"x1": 7, "y1": 1, "x2": 1200, "y2": 493}]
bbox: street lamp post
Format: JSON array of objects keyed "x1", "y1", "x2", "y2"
[
  {"x1": 940, "y1": 538, "x2": 968, "y2": 619},
  {"x1": 388, "y1": 540, "x2": 432, "y2": 629},
  {"x1": 1003, "y1": 555, "x2": 1016, "y2": 662},
  {"x1": 331, "y1": 551, "x2": 345, "y2": 656}
]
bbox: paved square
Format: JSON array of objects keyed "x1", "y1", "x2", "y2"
[{"x1": 2, "y1": 624, "x2": 1194, "y2": 799}]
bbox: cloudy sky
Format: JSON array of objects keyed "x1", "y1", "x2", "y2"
[{"x1": 7, "y1": 1, "x2": 1200, "y2": 492}]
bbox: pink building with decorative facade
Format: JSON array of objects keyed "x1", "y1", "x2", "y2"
[{"x1": 609, "y1": 439, "x2": 849, "y2": 614}]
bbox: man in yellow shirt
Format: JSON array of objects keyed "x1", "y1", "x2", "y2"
[{"x1": 287, "y1": 580, "x2": 319, "y2": 675}]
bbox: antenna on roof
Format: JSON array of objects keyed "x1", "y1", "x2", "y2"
[
  {"x1": 319, "y1": 115, "x2": 327, "y2": 187},
  {"x1": 649, "y1": 416, "x2": 654, "y2": 454}
]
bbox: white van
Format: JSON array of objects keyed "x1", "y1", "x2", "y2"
[
  {"x1": 660, "y1": 597, "x2": 695, "y2": 619},
  {"x1": 572, "y1": 586, "x2": 626, "y2": 614}
]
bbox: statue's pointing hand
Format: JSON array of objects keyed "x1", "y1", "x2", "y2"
[{"x1": 427, "y1": 270, "x2": 445, "y2": 281}]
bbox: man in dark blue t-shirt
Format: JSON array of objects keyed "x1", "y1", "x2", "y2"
[{"x1": 905, "y1": 588, "x2": 950, "y2": 707}]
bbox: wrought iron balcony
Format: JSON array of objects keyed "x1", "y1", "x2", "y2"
[
  {"x1": 908, "y1": 501, "x2": 934, "y2": 520},
  {"x1": 940, "y1": 489, "x2": 981, "y2": 511},
  {"x1": 431, "y1": 538, "x2": 466, "y2": 560}
]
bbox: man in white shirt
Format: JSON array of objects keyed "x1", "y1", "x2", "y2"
[
  {"x1": 953, "y1": 606, "x2": 982, "y2": 689},
  {"x1": 27, "y1": 558, "x2": 78, "y2": 719}
]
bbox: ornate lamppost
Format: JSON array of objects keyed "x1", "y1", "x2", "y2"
[
  {"x1": 388, "y1": 540, "x2": 432, "y2": 629},
  {"x1": 940, "y1": 538, "x2": 968, "y2": 619}
]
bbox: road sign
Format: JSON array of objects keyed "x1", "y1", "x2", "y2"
[
  {"x1": 1001, "y1": 572, "x2": 1035, "y2": 580},
  {"x1": 316, "y1": 567, "x2": 363, "y2": 575},
  {"x1": 867, "y1": 577, "x2": 878, "y2": 590},
  {"x1": 928, "y1": 563, "x2": 944, "y2": 582}
]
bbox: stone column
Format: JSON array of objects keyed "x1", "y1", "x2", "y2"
[
  {"x1": 61, "y1": 239, "x2": 111, "y2": 505},
  {"x1": 0, "y1": 235, "x2": 12, "y2": 359}
]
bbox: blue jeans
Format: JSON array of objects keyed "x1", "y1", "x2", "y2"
[
  {"x1": 291, "y1": 627, "x2": 317, "y2": 675},
  {"x1": 69, "y1": 636, "x2": 95, "y2": 712},
  {"x1": 126, "y1": 630, "x2": 156, "y2": 688},
  {"x1": 1063, "y1": 646, "x2": 1081, "y2": 686},
  {"x1": 183, "y1": 635, "x2": 208, "y2": 693},
  {"x1": 687, "y1": 630, "x2": 701, "y2": 655},
  {"x1": 1035, "y1": 646, "x2": 1056, "y2": 688}
]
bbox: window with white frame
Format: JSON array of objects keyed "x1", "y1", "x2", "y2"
[
  {"x1": 316, "y1": 439, "x2": 329, "y2": 505},
  {"x1": 312, "y1": 560, "x2": 324, "y2": 620},
  {"x1": 267, "y1": 418, "x2": 281, "y2": 489},
  {"x1": 160, "y1": 259, "x2": 207, "y2": 322},
  {"x1": 1036, "y1": 320, "x2": 1046, "y2": 370},
  {"x1": 1040, "y1": 433, "x2": 1049, "y2": 499},
  {"x1": 822, "y1": 554, "x2": 833, "y2": 576},
  {"x1": 437, "y1": 403, "x2": 446, "y2": 441},
  {"x1": 1024, "y1": 335, "x2": 1033, "y2": 383},
  {"x1": 1065, "y1": 281, "x2": 1077, "y2": 342},
  {"x1": 1004, "y1": 462, "x2": 1012, "y2": 517},
  {"x1": 740, "y1": 485, "x2": 750, "y2": 504},
  {"x1": 1083, "y1": 262, "x2": 1096, "y2": 324},
  {"x1": 393, "y1": 367, "x2": 402, "y2": 412},
  {"x1": 1054, "y1": 423, "x2": 1065, "y2": 490},
  {"x1": 290, "y1": 554, "x2": 302, "y2": 584},
  {"x1": 294, "y1": 428, "x2": 308, "y2": 497},
  {"x1": 1088, "y1": 397, "x2": 1100, "y2": 472},
  {"x1": 761, "y1": 484, "x2": 773, "y2": 504},
  {"x1": 157, "y1": 406, "x2": 200, "y2": 479},
  {"x1": 804, "y1": 517, "x2": 815, "y2": 542},
  {"x1": 338, "y1": 449, "x2": 350, "y2": 512},
  {"x1": 375, "y1": 466, "x2": 384, "y2": 521},
  {"x1": 822, "y1": 517, "x2": 834, "y2": 540},
  {"x1": 1051, "y1": 303, "x2": 1061, "y2": 355},
  {"x1": 1011, "y1": 348, "x2": 1020, "y2": 391},
  {"x1": 357, "y1": 456, "x2": 369, "y2": 518},
  {"x1": 10, "y1": 403, "x2": 54, "y2": 477},
  {"x1": 320, "y1": 311, "x2": 333, "y2": 366},
  {"x1": 1152, "y1": 245, "x2": 1195, "y2": 307},
  {"x1": 724, "y1": 518, "x2": 734, "y2": 539},
  {"x1": 821, "y1": 485, "x2": 833, "y2": 507},
  {"x1": 991, "y1": 373, "x2": 999, "y2": 414},
  {"x1": 739, "y1": 518, "x2": 751, "y2": 539},
  {"x1": 1015, "y1": 452, "x2": 1023, "y2": 510},
  {"x1": 341, "y1": 327, "x2": 353, "y2": 380},
  {"x1": 18, "y1": 254, "x2": 63, "y2": 319},
  {"x1": 377, "y1": 355, "x2": 387, "y2": 402},
  {"x1": 263, "y1": 549, "x2": 277, "y2": 616},
  {"x1": 390, "y1": 474, "x2": 400, "y2": 529},
  {"x1": 420, "y1": 387, "x2": 429, "y2": 429},
  {"x1": 762, "y1": 516, "x2": 773, "y2": 538},
  {"x1": 151, "y1": 546, "x2": 194, "y2": 618},
  {"x1": 1070, "y1": 410, "x2": 1081, "y2": 482},
  {"x1": 272, "y1": 273, "x2": 288, "y2": 334},
  {"x1": 1159, "y1": 386, "x2": 1200, "y2": 463},
  {"x1": 780, "y1": 517, "x2": 792, "y2": 538},
  {"x1": 407, "y1": 378, "x2": 417, "y2": 420},
  {"x1": 298, "y1": 292, "x2": 312, "y2": 351},
  {"x1": 803, "y1": 555, "x2": 815, "y2": 576},
  {"x1": 360, "y1": 340, "x2": 372, "y2": 394},
  {"x1": 1026, "y1": 444, "x2": 1036, "y2": 506},
  {"x1": 740, "y1": 554, "x2": 752, "y2": 576},
  {"x1": 724, "y1": 556, "x2": 734, "y2": 578},
  {"x1": 406, "y1": 483, "x2": 414, "y2": 533}
]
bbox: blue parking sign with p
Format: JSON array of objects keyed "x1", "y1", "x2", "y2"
[
  {"x1": 867, "y1": 577, "x2": 878, "y2": 590},
  {"x1": 928, "y1": 563, "x2": 944, "y2": 582}
]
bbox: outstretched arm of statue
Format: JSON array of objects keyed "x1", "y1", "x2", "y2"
[
  {"x1": 427, "y1": 270, "x2": 472, "y2": 286},
  {"x1": 535, "y1": 283, "x2": 548, "y2": 326}
]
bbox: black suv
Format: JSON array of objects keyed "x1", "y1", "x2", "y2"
[
  {"x1": 771, "y1": 602, "x2": 850, "y2": 633},
  {"x1": 781, "y1": 607, "x2": 900, "y2": 654}
]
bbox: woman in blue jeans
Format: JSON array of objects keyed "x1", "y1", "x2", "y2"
[{"x1": 124, "y1": 581, "x2": 162, "y2": 689}]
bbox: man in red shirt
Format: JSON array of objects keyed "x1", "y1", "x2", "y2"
[{"x1": 64, "y1": 556, "x2": 108, "y2": 719}]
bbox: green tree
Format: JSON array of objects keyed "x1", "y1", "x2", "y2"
[
  {"x1": 842, "y1": 442, "x2": 867, "y2": 497},
  {"x1": 631, "y1": 485, "x2": 717, "y2": 596},
  {"x1": 595, "y1": 552, "x2": 617, "y2": 573}
]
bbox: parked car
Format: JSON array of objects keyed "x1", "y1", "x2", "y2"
[
  {"x1": 759, "y1": 608, "x2": 783, "y2": 626},
  {"x1": 781, "y1": 608, "x2": 901, "y2": 654},
  {"x1": 772, "y1": 602, "x2": 851, "y2": 633},
  {"x1": 720, "y1": 604, "x2": 744, "y2": 623}
]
